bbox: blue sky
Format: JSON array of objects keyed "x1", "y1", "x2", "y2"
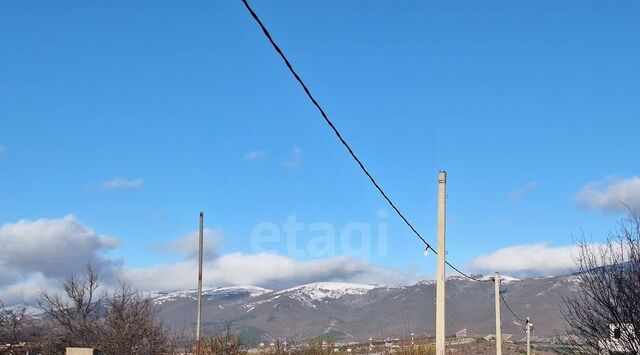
[{"x1": 1, "y1": 1, "x2": 639, "y2": 298}]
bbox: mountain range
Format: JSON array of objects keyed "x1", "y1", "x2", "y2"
[{"x1": 153, "y1": 274, "x2": 578, "y2": 345}]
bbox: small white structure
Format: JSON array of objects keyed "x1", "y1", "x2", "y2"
[
  {"x1": 456, "y1": 328, "x2": 468, "y2": 338},
  {"x1": 484, "y1": 334, "x2": 512, "y2": 342},
  {"x1": 598, "y1": 324, "x2": 638, "y2": 355},
  {"x1": 65, "y1": 348, "x2": 101, "y2": 355}
]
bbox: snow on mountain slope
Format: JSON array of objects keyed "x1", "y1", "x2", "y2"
[
  {"x1": 153, "y1": 275, "x2": 575, "y2": 340},
  {"x1": 448, "y1": 275, "x2": 521, "y2": 283},
  {"x1": 274, "y1": 282, "x2": 379, "y2": 306},
  {"x1": 239, "y1": 282, "x2": 393, "y2": 310},
  {"x1": 152, "y1": 286, "x2": 272, "y2": 305},
  {"x1": 211, "y1": 286, "x2": 273, "y2": 297},
  {"x1": 478, "y1": 274, "x2": 520, "y2": 283}
]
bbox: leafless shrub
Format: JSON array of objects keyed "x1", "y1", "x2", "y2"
[
  {"x1": 0, "y1": 302, "x2": 30, "y2": 354},
  {"x1": 0, "y1": 301, "x2": 55, "y2": 355},
  {"x1": 98, "y1": 282, "x2": 172, "y2": 354},
  {"x1": 38, "y1": 265, "x2": 175, "y2": 354},
  {"x1": 38, "y1": 265, "x2": 102, "y2": 348},
  {"x1": 560, "y1": 212, "x2": 640, "y2": 354},
  {"x1": 199, "y1": 324, "x2": 245, "y2": 355},
  {"x1": 267, "y1": 340, "x2": 332, "y2": 355}
]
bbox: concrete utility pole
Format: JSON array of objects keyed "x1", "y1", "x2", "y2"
[
  {"x1": 494, "y1": 272, "x2": 502, "y2": 355},
  {"x1": 195, "y1": 212, "x2": 204, "y2": 355},
  {"x1": 435, "y1": 171, "x2": 447, "y2": 355},
  {"x1": 526, "y1": 317, "x2": 532, "y2": 355}
]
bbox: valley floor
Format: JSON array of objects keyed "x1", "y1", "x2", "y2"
[{"x1": 247, "y1": 339, "x2": 562, "y2": 354}]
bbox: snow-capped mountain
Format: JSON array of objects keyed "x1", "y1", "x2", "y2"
[
  {"x1": 153, "y1": 274, "x2": 576, "y2": 345},
  {"x1": 272, "y1": 282, "x2": 381, "y2": 307},
  {"x1": 152, "y1": 286, "x2": 272, "y2": 305},
  {"x1": 276, "y1": 282, "x2": 378, "y2": 300},
  {"x1": 446, "y1": 275, "x2": 521, "y2": 283}
]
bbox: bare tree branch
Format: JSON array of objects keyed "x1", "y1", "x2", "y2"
[{"x1": 560, "y1": 213, "x2": 640, "y2": 353}]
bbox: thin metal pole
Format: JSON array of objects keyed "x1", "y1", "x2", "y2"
[
  {"x1": 526, "y1": 317, "x2": 531, "y2": 355},
  {"x1": 494, "y1": 272, "x2": 502, "y2": 355},
  {"x1": 435, "y1": 171, "x2": 447, "y2": 355},
  {"x1": 195, "y1": 212, "x2": 204, "y2": 355}
]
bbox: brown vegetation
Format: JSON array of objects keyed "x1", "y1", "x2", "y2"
[
  {"x1": 0, "y1": 265, "x2": 183, "y2": 354},
  {"x1": 37, "y1": 265, "x2": 176, "y2": 354},
  {"x1": 560, "y1": 213, "x2": 640, "y2": 353},
  {"x1": 199, "y1": 324, "x2": 244, "y2": 355}
]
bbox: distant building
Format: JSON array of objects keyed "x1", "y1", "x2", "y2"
[
  {"x1": 598, "y1": 324, "x2": 638, "y2": 355},
  {"x1": 456, "y1": 328, "x2": 468, "y2": 338},
  {"x1": 484, "y1": 334, "x2": 512, "y2": 342}
]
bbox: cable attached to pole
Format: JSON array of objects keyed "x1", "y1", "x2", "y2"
[
  {"x1": 240, "y1": 3, "x2": 527, "y2": 327},
  {"x1": 241, "y1": 0, "x2": 492, "y2": 284},
  {"x1": 500, "y1": 291, "x2": 525, "y2": 322},
  {"x1": 240, "y1": 0, "x2": 434, "y2": 252},
  {"x1": 445, "y1": 261, "x2": 486, "y2": 282}
]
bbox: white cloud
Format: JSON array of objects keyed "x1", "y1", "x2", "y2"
[
  {"x1": 0, "y1": 215, "x2": 122, "y2": 305},
  {"x1": 125, "y1": 253, "x2": 419, "y2": 292},
  {"x1": 139, "y1": 227, "x2": 419, "y2": 291},
  {"x1": 0, "y1": 216, "x2": 420, "y2": 305},
  {"x1": 509, "y1": 181, "x2": 537, "y2": 200},
  {"x1": 243, "y1": 151, "x2": 265, "y2": 161},
  {"x1": 102, "y1": 178, "x2": 143, "y2": 190},
  {"x1": 159, "y1": 228, "x2": 222, "y2": 259},
  {"x1": 469, "y1": 243, "x2": 577, "y2": 277},
  {"x1": 576, "y1": 176, "x2": 640, "y2": 213},
  {"x1": 0, "y1": 274, "x2": 60, "y2": 306},
  {"x1": 283, "y1": 147, "x2": 303, "y2": 168}
]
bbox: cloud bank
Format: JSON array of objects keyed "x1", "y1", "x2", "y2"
[
  {"x1": 125, "y1": 253, "x2": 418, "y2": 293},
  {"x1": 159, "y1": 228, "x2": 222, "y2": 260},
  {"x1": 0, "y1": 215, "x2": 122, "y2": 304},
  {"x1": 576, "y1": 176, "x2": 640, "y2": 213},
  {"x1": 469, "y1": 243, "x2": 577, "y2": 277},
  {"x1": 0, "y1": 216, "x2": 420, "y2": 305}
]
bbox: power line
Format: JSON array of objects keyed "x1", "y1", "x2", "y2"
[
  {"x1": 500, "y1": 292, "x2": 525, "y2": 323},
  {"x1": 445, "y1": 261, "x2": 486, "y2": 282},
  {"x1": 241, "y1": 1, "x2": 529, "y2": 330},
  {"x1": 449, "y1": 270, "x2": 524, "y2": 323},
  {"x1": 240, "y1": 0, "x2": 433, "y2": 251},
  {"x1": 239, "y1": 2, "x2": 520, "y2": 317},
  {"x1": 423, "y1": 249, "x2": 486, "y2": 282}
]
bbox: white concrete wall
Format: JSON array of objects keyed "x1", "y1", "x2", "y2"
[{"x1": 65, "y1": 347, "x2": 96, "y2": 355}]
